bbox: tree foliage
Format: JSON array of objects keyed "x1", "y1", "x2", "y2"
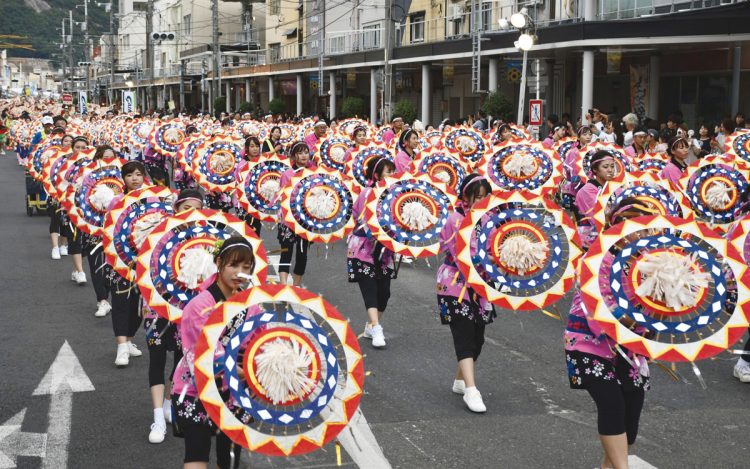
[
  {"x1": 394, "y1": 100, "x2": 417, "y2": 125},
  {"x1": 268, "y1": 98, "x2": 285, "y2": 115},
  {"x1": 340, "y1": 97, "x2": 365, "y2": 119},
  {"x1": 481, "y1": 91, "x2": 514, "y2": 123}
]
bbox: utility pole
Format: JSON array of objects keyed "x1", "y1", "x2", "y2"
[
  {"x1": 69, "y1": 10, "x2": 76, "y2": 94},
  {"x1": 84, "y1": 0, "x2": 90, "y2": 98},
  {"x1": 146, "y1": 0, "x2": 155, "y2": 111},
  {"x1": 109, "y1": 1, "x2": 116, "y2": 106},
  {"x1": 383, "y1": 1, "x2": 393, "y2": 121},
  {"x1": 317, "y1": 0, "x2": 326, "y2": 104},
  {"x1": 61, "y1": 19, "x2": 67, "y2": 92},
  {"x1": 211, "y1": 0, "x2": 219, "y2": 116}
]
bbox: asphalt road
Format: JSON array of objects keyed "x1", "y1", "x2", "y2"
[{"x1": 0, "y1": 149, "x2": 747, "y2": 469}]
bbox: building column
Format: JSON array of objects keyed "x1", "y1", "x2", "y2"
[
  {"x1": 552, "y1": 56, "x2": 565, "y2": 117},
  {"x1": 648, "y1": 55, "x2": 660, "y2": 120},
  {"x1": 731, "y1": 44, "x2": 742, "y2": 116},
  {"x1": 488, "y1": 58, "x2": 498, "y2": 93},
  {"x1": 584, "y1": 0, "x2": 596, "y2": 21},
  {"x1": 225, "y1": 82, "x2": 231, "y2": 112},
  {"x1": 581, "y1": 49, "x2": 594, "y2": 125},
  {"x1": 370, "y1": 68, "x2": 378, "y2": 124},
  {"x1": 245, "y1": 78, "x2": 251, "y2": 105},
  {"x1": 421, "y1": 63, "x2": 430, "y2": 124},
  {"x1": 268, "y1": 77, "x2": 274, "y2": 102},
  {"x1": 296, "y1": 74, "x2": 303, "y2": 116},
  {"x1": 235, "y1": 84, "x2": 242, "y2": 111},
  {"x1": 329, "y1": 71, "x2": 336, "y2": 119},
  {"x1": 208, "y1": 84, "x2": 213, "y2": 115}
]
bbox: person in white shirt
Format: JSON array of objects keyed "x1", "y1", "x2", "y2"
[
  {"x1": 598, "y1": 120, "x2": 616, "y2": 143},
  {"x1": 622, "y1": 113, "x2": 639, "y2": 148}
]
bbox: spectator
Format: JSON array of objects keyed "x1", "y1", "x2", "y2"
[{"x1": 621, "y1": 113, "x2": 639, "y2": 148}]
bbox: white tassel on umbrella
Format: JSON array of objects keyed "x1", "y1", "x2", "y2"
[
  {"x1": 412, "y1": 120, "x2": 425, "y2": 133},
  {"x1": 705, "y1": 181, "x2": 732, "y2": 210},
  {"x1": 497, "y1": 234, "x2": 548, "y2": 275},
  {"x1": 131, "y1": 212, "x2": 166, "y2": 250},
  {"x1": 329, "y1": 146, "x2": 347, "y2": 163},
  {"x1": 504, "y1": 151, "x2": 537, "y2": 178},
  {"x1": 432, "y1": 170, "x2": 451, "y2": 184},
  {"x1": 254, "y1": 338, "x2": 315, "y2": 405},
  {"x1": 90, "y1": 184, "x2": 116, "y2": 211},
  {"x1": 456, "y1": 137, "x2": 475, "y2": 153},
  {"x1": 209, "y1": 152, "x2": 234, "y2": 174},
  {"x1": 400, "y1": 200, "x2": 438, "y2": 231},
  {"x1": 177, "y1": 248, "x2": 217, "y2": 289},
  {"x1": 305, "y1": 187, "x2": 337, "y2": 219},
  {"x1": 635, "y1": 251, "x2": 710, "y2": 310},
  {"x1": 258, "y1": 178, "x2": 281, "y2": 202}
]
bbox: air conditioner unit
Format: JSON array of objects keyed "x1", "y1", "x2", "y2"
[{"x1": 449, "y1": 5, "x2": 465, "y2": 19}]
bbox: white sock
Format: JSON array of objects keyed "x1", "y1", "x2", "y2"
[
  {"x1": 739, "y1": 358, "x2": 750, "y2": 366},
  {"x1": 465, "y1": 386, "x2": 477, "y2": 393},
  {"x1": 153, "y1": 408, "x2": 165, "y2": 426},
  {"x1": 117, "y1": 343, "x2": 128, "y2": 354}
]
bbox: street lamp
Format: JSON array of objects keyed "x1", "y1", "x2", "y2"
[{"x1": 510, "y1": 8, "x2": 536, "y2": 125}]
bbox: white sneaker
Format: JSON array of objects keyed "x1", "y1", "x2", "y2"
[
  {"x1": 94, "y1": 300, "x2": 111, "y2": 317},
  {"x1": 71, "y1": 271, "x2": 78, "y2": 282},
  {"x1": 75, "y1": 271, "x2": 87, "y2": 285},
  {"x1": 148, "y1": 422, "x2": 166, "y2": 444},
  {"x1": 733, "y1": 359, "x2": 750, "y2": 383},
  {"x1": 363, "y1": 323, "x2": 373, "y2": 339},
  {"x1": 463, "y1": 387, "x2": 487, "y2": 413},
  {"x1": 163, "y1": 400, "x2": 173, "y2": 424},
  {"x1": 59, "y1": 245, "x2": 69, "y2": 256},
  {"x1": 128, "y1": 342, "x2": 143, "y2": 357},
  {"x1": 51, "y1": 247, "x2": 61, "y2": 260},
  {"x1": 371, "y1": 324, "x2": 386, "y2": 348},
  {"x1": 115, "y1": 345, "x2": 130, "y2": 367},
  {"x1": 452, "y1": 379, "x2": 466, "y2": 395}
]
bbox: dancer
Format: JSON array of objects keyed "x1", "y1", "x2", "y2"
[
  {"x1": 145, "y1": 189, "x2": 204, "y2": 444},
  {"x1": 660, "y1": 136, "x2": 690, "y2": 187},
  {"x1": 276, "y1": 141, "x2": 315, "y2": 286},
  {"x1": 575, "y1": 150, "x2": 616, "y2": 247},
  {"x1": 347, "y1": 155, "x2": 398, "y2": 349},
  {"x1": 437, "y1": 174, "x2": 494, "y2": 413},
  {"x1": 394, "y1": 128, "x2": 419, "y2": 173},
  {"x1": 172, "y1": 236, "x2": 253, "y2": 469}
]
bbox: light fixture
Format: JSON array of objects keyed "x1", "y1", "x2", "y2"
[
  {"x1": 510, "y1": 7, "x2": 528, "y2": 29},
  {"x1": 517, "y1": 33, "x2": 536, "y2": 51},
  {"x1": 498, "y1": 18, "x2": 509, "y2": 30},
  {"x1": 125, "y1": 80, "x2": 134, "y2": 88}
]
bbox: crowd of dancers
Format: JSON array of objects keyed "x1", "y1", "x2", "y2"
[{"x1": 2, "y1": 96, "x2": 750, "y2": 469}]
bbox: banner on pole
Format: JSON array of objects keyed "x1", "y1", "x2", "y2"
[
  {"x1": 78, "y1": 91, "x2": 88, "y2": 115},
  {"x1": 629, "y1": 65, "x2": 649, "y2": 120},
  {"x1": 122, "y1": 91, "x2": 135, "y2": 113}
]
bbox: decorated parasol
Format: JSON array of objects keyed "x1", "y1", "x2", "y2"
[
  {"x1": 578, "y1": 215, "x2": 750, "y2": 362},
  {"x1": 345, "y1": 146, "x2": 394, "y2": 188},
  {"x1": 336, "y1": 118, "x2": 368, "y2": 138},
  {"x1": 176, "y1": 135, "x2": 205, "y2": 178},
  {"x1": 136, "y1": 209, "x2": 268, "y2": 322},
  {"x1": 553, "y1": 136, "x2": 578, "y2": 164},
  {"x1": 235, "y1": 121, "x2": 269, "y2": 141},
  {"x1": 278, "y1": 167, "x2": 360, "y2": 244},
  {"x1": 363, "y1": 172, "x2": 457, "y2": 258},
  {"x1": 444, "y1": 127, "x2": 490, "y2": 164},
  {"x1": 102, "y1": 185, "x2": 176, "y2": 283},
  {"x1": 419, "y1": 130, "x2": 444, "y2": 151},
  {"x1": 193, "y1": 284, "x2": 363, "y2": 456},
  {"x1": 150, "y1": 121, "x2": 187, "y2": 156},
  {"x1": 455, "y1": 191, "x2": 582, "y2": 311},
  {"x1": 413, "y1": 148, "x2": 468, "y2": 194},
  {"x1": 277, "y1": 124, "x2": 297, "y2": 146},
  {"x1": 635, "y1": 151, "x2": 670, "y2": 173},
  {"x1": 29, "y1": 138, "x2": 64, "y2": 181},
  {"x1": 591, "y1": 171, "x2": 693, "y2": 232},
  {"x1": 478, "y1": 139, "x2": 562, "y2": 195},
  {"x1": 64, "y1": 157, "x2": 127, "y2": 236},
  {"x1": 316, "y1": 136, "x2": 354, "y2": 172},
  {"x1": 724, "y1": 129, "x2": 750, "y2": 164},
  {"x1": 191, "y1": 135, "x2": 244, "y2": 193},
  {"x1": 236, "y1": 154, "x2": 292, "y2": 222},
  {"x1": 373, "y1": 126, "x2": 392, "y2": 145},
  {"x1": 127, "y1": 119, "x2": 156, "y2": 152},
  {"x1": 508, "y1": 123, "x2": 531, "y2": 140},
  {"x1": 680, "y1": 154, "x2": 750, "y2": 230},
  {"x1": 42, "y1": 148, "x2": 72, "y2": 201}
]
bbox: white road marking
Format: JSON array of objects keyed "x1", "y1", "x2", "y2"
[
  {"x1": 629, "y1": 455, "x2": 658, "y2": 468},
  {"x1": 34, "y1": 341, "x2": 94, "y2": 469},
  {"x1": 0, "y1": 409, "x2": 47, "y2": 469},
  {"x1": 337, "y1": 409, "x2": 392, "y2": 469}
]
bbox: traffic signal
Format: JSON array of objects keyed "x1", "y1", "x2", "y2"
[
  {"x1": 152, "y1": 32, "x2": 176, "y2": 41},
  {"x1": 78, "y1": 61, "x2": 92, "y2": 66}
]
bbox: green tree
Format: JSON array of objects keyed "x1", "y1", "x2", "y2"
[
  {"x1": 269, "y1": 98, "x2": 286, "y2": 115},
  {"x1": 340, "y1": 97, "x2": 365, "y2": 118},
  {"x1": 213, "y1": 97, "x2": 227, "y2": 115},
  {"x1": 393, "y1": 100, "x2": 417, "y2": 125},
  {"x1": 481, "y1": 91, "x2": 514, "y2": 123},
  {"x1": 239, "y1": 101, "x2": 253, "y2": 113}
]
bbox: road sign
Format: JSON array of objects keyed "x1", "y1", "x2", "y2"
[
  {"x1": 529, "y1": 99, "x2": 543, "y2": 126},
  {"x1": 61, "y1": 93, "x2": 72, "y2": 105}
]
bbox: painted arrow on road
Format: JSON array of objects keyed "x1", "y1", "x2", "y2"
[
  {"x1": 0, "y1": 409, "x2": 47, "y2": 469},
  {"x1": 33, "y1": 341, "x2": 95, "y2": 469}
]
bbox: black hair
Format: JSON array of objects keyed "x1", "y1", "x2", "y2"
[
  {"x1": 666, "y1": 135, "x2": 689, "y2": 156},
  {"x1": 244, "y1": 136, "x2": 261, "y2": 150},
  {"x1": 174, "y1": 188, "x2": 204, "y2": 210},
  {"x1": 121, "y1": 160, "x2": 146, "y2": 178},
  {"x1": 721, "y1": 118, "x2": 735, "y2": 133},
  {"x1": 352, "y1": 125, "x2": 368, "y2": 138},
  {"x1": 547, "y1": 114, "x2": 559, "y2": 124},
  {"x1": 365, "y1": 155, "x2": 396, "y2": 184},
  {"x1": 93, "y1": 144, "x2": 116, "y2": 160},
  {"x1": 398, "y1": 128, "x2": 416, "y2": 150},
  {"x1": 53, "y1": 115, "x2": 67, "y2": 125},
  {"x1": 590, "y1": 150, "x2": 615, "y2": 171},
  {"x1": 270, "y1": 126, "x2": 281, "y2": 136},
  {"x1": 288, "y1": 141, "x2": 309, "y2": 162},
  {"x1": 71, "y1": 136, "x2": 89, "y2": 147},
  {"x1": 608, "y1": 196, "x2": 660, "y2": 227},
  {"x1": 215, "y1": 236, "x2": 255, "y2": 273},
  {"x1": 459, "y1": 173, "x2": 492, "y2": 202}
]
